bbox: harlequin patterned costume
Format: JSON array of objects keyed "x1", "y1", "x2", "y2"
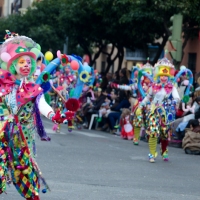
[
  {"x1": 132, "y1": 62, "x2": 153, "y2": 145},
  {"x1": 0, "y1": 32, "x2": 73, "y2": 199},
  {"x1": 138, "y1": 58, "x2": 180, "y2": 163}
]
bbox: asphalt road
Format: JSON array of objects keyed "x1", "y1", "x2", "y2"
[{"x1": 1, "y1": 118, "x2": 200, "y2": 200}]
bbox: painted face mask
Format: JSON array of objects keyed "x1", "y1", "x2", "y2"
[
  {"x1": 160, "y1": 76, "x2": 168, "y2": 83},
  {"x1": 15, "y1": 55, "x2": 32, "y2": 77}
]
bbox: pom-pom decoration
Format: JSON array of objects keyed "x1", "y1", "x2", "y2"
[
  {"x1": 70, "y1": 60, "x2": 79, "y2": 71},
  {"x1": 42, "y1": 189, "x2": 47, "y2": 193},
  {"x1": 0, "y1": 52, "x2": 11, "y2": 62},
  {"x1": 45, "y1": 51, "x2": 53, "y2": 61},
  {"x1": 183, "y1": 80, "x2": 189, "y2": 86},
  {"x1": 41, "y1": 71, "x2": 50, "y2": 83},
  {"x1": 41, "y1": 82, "x2": 51, "y2": 93},
  {"x1": 0, "y1": 62, "x2": 7, "y2": 70},
  {"x1": 65, "y1": 98, "x2": 80, "y2": 112},
  {"x1": 36, "y1": 43, "x2": 41, "y2": 51},
  {"x1": 57, "y1": 50, "x2": 61, "y2": 59},
  {"x1": 182, "y1": 95, "x2": 190, "y2": 103},
  {"x1": 30, "y1": 47, "x2": 41, "y2": 58},
  {"x1": 180, "y1": 65, "x2": 186, "y2": 70},
  {"x1": 25, "y1": 41, "x2": 34, "y2": 48}
]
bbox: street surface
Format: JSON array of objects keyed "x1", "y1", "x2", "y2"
[{"x1": 1, "y1": 118, "x2": 200, "y2": 200}]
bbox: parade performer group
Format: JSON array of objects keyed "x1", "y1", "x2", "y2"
[{"x1": 0, "y1": 29, "x2": 195, "y2": 199}]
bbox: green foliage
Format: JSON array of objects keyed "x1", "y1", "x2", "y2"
[{"x1": 0, "y1": 0, "x2": 199, "y2": 70}]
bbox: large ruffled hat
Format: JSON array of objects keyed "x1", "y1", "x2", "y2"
[
  {"x1": 140, "y1": 60, "x2": 154, "y2": 84},
  {"x1": 154, "y1": 57, "x2": 175, "y2": 79},
  {"x1": 0, "y1": 30, "x2": 40, "y2": 70},
  {"x1": 142, "y1": 62, "x2": 154, "y2": 75}
]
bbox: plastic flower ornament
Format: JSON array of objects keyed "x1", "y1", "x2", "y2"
[
  {"x1": 79, "y1": 71, "x2": 90, "y2": 83},
  {"x1": 61, "y1": 54, "x2": 69, "y2": 66}
]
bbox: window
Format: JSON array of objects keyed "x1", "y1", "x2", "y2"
[
  {"x1": 188, "y1": 53, "x2": 197, "y2": 73},
  {"x1": 11, "y1": 0, "x2": 22, "y2": 14}
]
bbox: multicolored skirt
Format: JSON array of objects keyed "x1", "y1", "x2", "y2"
[{"x1": 0, "y1": 120, "x2": 40, "y2": 199}]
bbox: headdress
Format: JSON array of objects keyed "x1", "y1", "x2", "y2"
[
  {"x1": 154, "y1": 57, "x2": 175, "y2": 80},
  {"x1": 141, "y1": 58, "x2": 154, "y2": 84},
  {"x1": 0, "y1": 30, "x2": 40, "y2": 71},
  {"x1": 141, "y1": 58, "x2": 154, "y2": 75}
]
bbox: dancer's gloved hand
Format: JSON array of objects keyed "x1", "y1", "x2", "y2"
[{"x1": 51, "y1": 110, "x2": 75, "y2": 124}]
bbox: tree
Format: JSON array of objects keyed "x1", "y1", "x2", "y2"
[
  {"x1": 0, "y1": 0, "x2": 67, "y2": 54},
  {"x1": 0, "y1": 0, "x2": 199, "y2": 71}
]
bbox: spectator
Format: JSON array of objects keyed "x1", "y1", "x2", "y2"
[
  {"x1": 172, "y1": 96, "x2": 200, "y2": 139},
  {"x1": 120, "y1": 108, "x2": 134, "y2": 140},
  {"x1": 112, "y1": 71, "x2": 120, "y2": 83},
  {"x1": 100, "y1": 72, "x2": 112, "y2": 90},
  {"x1": 97, "y1": 98, "x2": 111, "y2": 122},
  {"x1": 118, "y1": 68, "x2": 130, "y2": 103},
  {"x1": 107, "y1": 90, "x2": 130, "y2": 135},
  {"x1": 83, "y1": 88, "x2": 107, "y2": 128},
  {"x1": 97, "y1": 89, "x2": 119, "y2": 131}
]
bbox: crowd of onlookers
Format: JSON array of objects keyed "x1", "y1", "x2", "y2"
[
  {"x1": 77, "y1": 68, "x2": 200, "y2": 154},
  {"x1": 79, "y1": 68, "x2": 132, "y2": 134},
  {"x1": 47, "y1": 63, "x2": 200, "y2": 154}
]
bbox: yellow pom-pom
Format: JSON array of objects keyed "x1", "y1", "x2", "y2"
[
  {"x1": 45, "y1": 51, "x2": 54, "y2": 61},
  {"x1": 136, "y1": 108, "x2": 142, "y2": 116}
]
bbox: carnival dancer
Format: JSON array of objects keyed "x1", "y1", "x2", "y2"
[
  {"x1": 138, "y1": 57, "x2": 180, "y2": 163},
  {"x1": 132, "y1": 62, "x2": 153, "y2": 145},
  {"x1": 0, "y1": 31, "x2": 73, "y2": 199},
  {"x1": 111, "y1": 61, "x2": 153, "y2": 145}
]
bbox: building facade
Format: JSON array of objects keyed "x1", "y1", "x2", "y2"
[
  {"x1": 95, "y1": 37, "x2": 200, "y2": 74},
  {"x1": 0, "y1": 1, "x2": 198, "y2": 74},
  {"x1": 181, "y1": 38, "x2": 200, "y2": 74},
  {"x1": 0, "y1": 0, "x2": 36, "y2": 17}
]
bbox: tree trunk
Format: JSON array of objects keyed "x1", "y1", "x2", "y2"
[
  {"x1": 90, "y1": 42, "x2": 107, "y2": 66},
  {"x1": 117, "y1": 45, "x2": 124, "y2": 72},
  {"x1": 152, "y1": 34, "x2": 168, "y2": 65},
  {"x1": 102, "y1": 44, "x2": 119, "y2": 73}
]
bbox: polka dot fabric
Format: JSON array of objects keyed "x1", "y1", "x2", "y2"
[{"x1": 0, "y1": 69, "x2": 43, "y2": 106}]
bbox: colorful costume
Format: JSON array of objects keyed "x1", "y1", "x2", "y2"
[
  {"x1": 132, "y1": 62, "x2": 154, "y2": 145},
  {"x1": 138, "y1": 58, "x2": 180, "y2": 163},
  {"x1": 0, "y1": 32, "x2": 72, "y2": 199}
]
